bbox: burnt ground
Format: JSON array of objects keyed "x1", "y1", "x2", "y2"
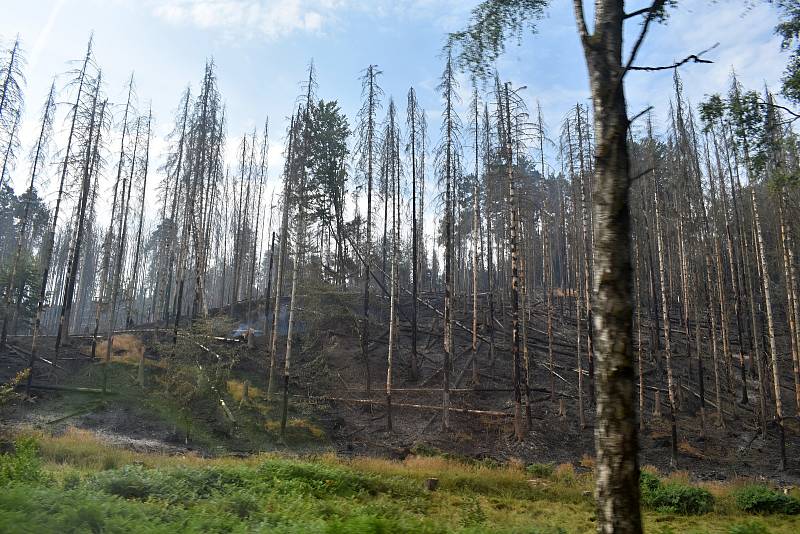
[{"x1": 2, "y1": 288, "x2": 799, "y2": 486}]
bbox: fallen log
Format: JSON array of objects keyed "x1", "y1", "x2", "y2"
[
  {"x1": 16, "y1": 383, "x2": 112, "y2": 394},
  {"x1": 299, "y1": 394, "x2": 511, "y2": 417}
]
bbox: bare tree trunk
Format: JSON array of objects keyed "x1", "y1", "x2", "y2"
[
  {"x1": 503, "y1": 83, "x2": 525, "y2": 441},
  {"x1": 779, "y1": 193, "x2": 800, "y2": 414},
  {"x1": 574, "y1": 2, "x2": 642, "y2": 527},
  {"x1": 55, "y1": 78, "x2": 102, "y2": 354},
  {"x1": 105, "y1": 121, "x2": 141, "y2": 393},
  {"x1": 653, "y1": 171, "x2": 678, "y2": 468},
  {"x1": 268, "y1": 116, "x2": 295, "y2": 398},
  {"x1": 408, "y1": 87, "x2": 420, "y2": 381},
  {"x1": 545, "y1": 209, "x2": 556, "y2": 402},
  {"x1": 386, "y1": 124, "x2": 398, "y2": 432},
  {"x1": 281, "y1": 176, "x2": 305, "y2": 437},
  {"x1": 126, "y1": 108, "x2": 151, "y2": 330},
  {"x1": 634, "y1": 235, "x2": 645, "y2": 431},
  {"x1": 575, "y1": 106, "x2": 595, "y2": 402},
  {"x1": 471, "y1": 89, "x2": 480, "y2": 387},
  {"x1": 360, "y1": 66, "x2": 379, "y2": 396},
  {"x1": 752, "y1": 189, "x2": 786, "y2": 470}
]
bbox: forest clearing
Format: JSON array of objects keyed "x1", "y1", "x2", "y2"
[{"x1": 4, "y1": 1, "x2": 800, "y2": 532}]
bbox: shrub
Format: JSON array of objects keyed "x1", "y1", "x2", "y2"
[
  {"x1": 728, "y1": 521, "x2": 772, "y2": 534},
  {"x1": 218, "y1": 489, "x2": 260, "y2": 519},
  {"x1": 258, "y1": 459, "x2": 420, "y2": 499},
  {"x1": 734, "y1": 485, "x2": 800, "y2": 515},
  {"x1": 460, "y1": 497, "x2": 487, "y2": 527},
  {"x1": 526, "y1": 463, "x2": 554, "y2": 478},
  {"x1": 410, "y1": 443, "x2": 442, "y2": 458},
  {"x1": 62, "y1": 471, "x2": 81, "y2": 490},
  {"x1": 0, "y1": 437, "x2": 44, "y2": 485},
  {"x1": 640, "y1": 471, "x2": 661, "y2": 493},
  {"x1": 91, "y1": 464, "x2": 160, "y2": 499},
  {"x1": 0, "y1": 369, "x2": 28, "y2": 407},
  {"x1": 640, "y1": 472, "x2": 714, "y2": 515},
  {"x1": 552, "y1": 463, "x2": 577, "y2": 485}
]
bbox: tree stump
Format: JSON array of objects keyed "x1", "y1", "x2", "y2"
[{"x1": 425, "y1": 478, "x2": 439, "y2": 492}]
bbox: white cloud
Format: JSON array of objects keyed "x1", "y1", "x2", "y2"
[
  {"x1": 146, "y1": 0, "x2": 468, "y2": 40},
  {"x1": 148, "y1": 0, "x2": 333, "y2": 39}
]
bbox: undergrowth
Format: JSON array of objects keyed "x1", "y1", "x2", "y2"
[{"x1": 0, "y1": 431, "x2": 798, "y2": 533}]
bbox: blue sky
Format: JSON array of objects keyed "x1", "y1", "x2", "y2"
[{"x1": 0, "y1": 0, "x2": 791, "y2": 217}]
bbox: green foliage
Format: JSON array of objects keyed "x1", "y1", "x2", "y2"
[
  {"x1": 0, "y1": 249, "x2": 42, "y2": 325},
  {"x1": 734, "y1": 485, "x2": 800, "y2": 515},
  {"x1": 0, "y1": 437, "x2": 44, "y2": 485},
  {"x1": 772, "y1": 1, "x2": 800, "y2": 102},
  {"x1": 699, "y1": 93, "x2": 727, "y2": 130},
  {"x1": 307, "y1": 98, "x2": 350, "y2": 227},
  {"x1": 410, "y1": 442, "x2": 443, "y2": 457},
  {"x1": 448, "y1": 1, "x2": 679, "y2": 80},
  {"x1": 640, "y1": 472, "x2": 714, "y2": 515},
  {"x1": 0, "y1": 444, "x2": 798, "y2": 533},
  {"x1": 526, "y1": 462, "x2": 555, "y2": 478},
  {"x1": 448, "y1": 0, "x2": 550, "y2": 80},
  {"x1": 728, "y1": 520, "x2": 773, "y2": 534},
  {"x1": 257, "y1": 458, "x2": 423, "y2": 499},
  {"x1": 0, "y1": 369, "x2": 28, "y2": 407},
  {"x1": 459, "y1": 497, "x2": 486, "y2": 527},
  {"x1": 154, "y1": 318, "x2": 240, "y2": 440}
]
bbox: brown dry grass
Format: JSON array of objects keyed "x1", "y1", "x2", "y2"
[
  {"x1": 226, "y1": 379, "x2": 265, "y2": 403},
  {"x1": 579, "y1": 454, "x2": 595, "y2": 470},
  {"x1": 83, "y1": 334, "x2": 163, "y2": 368},
  {"x1": 678, "y1": 439, "x2": 706, "y2": 459},
  {"x1": 264, "y1": 418, "x2": 326, "y2": 440}
]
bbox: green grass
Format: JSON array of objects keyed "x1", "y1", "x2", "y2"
[{"x1": 1, "y1": 432, "x2": 799, "y2": 533}]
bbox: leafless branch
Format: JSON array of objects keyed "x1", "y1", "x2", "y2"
[
  {"x1": 622, "y1": 0, "x2": 667, "y2": 78},
  {"x1": 630, "y1": 106, "x2": 654, "y2": 124},
  {"x1": 624, "y1": 6, "x2": 653, "y2": 19},
  {"x1": 756, "y1": 100, "x2": 800, "y2": 123},
  {"x1": 630, "y1": 167, "x2": 654, "y2": 183},
  {"x1": 628, "y1": 44, "x2": 718, "y2": 72}
]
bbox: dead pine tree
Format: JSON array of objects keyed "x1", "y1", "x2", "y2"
[
  {"x1": 54, "y1": 70, "x2": 103, "y2": 355},
  {"x1": 27, "y1": 37, "x2": 93, "y2": 394},
  {"x1": 0, "y1": 35, "x2": 25, "y2": 127},
  {"x1": 281, "y1": 112, "x2": 310, "y2": 437},
  {"x1": 0, "y1": 36, "x2": 25, "y2": 190},
  {"x1": 437, "y1": 51, "x2": 461, "y2": 431},
  {"x1": 355, "y1": 65, "x2": 382, "y2": 395},
  {"x1": 564, "y1": 118, "x2": 586, "y2": 430},
  {"x1": 751, "y1": 187, "x2": 786, "y2": 471},
  {"x1": 105, "y1": 118, "x2": 142, "y2": 393},
  {"x1": 651, "y1": 145, "x2": 679, "y2": 468},
  {"x1": 268, "y1": 113, "x2": 297, "y2": 399},
  {"x1": 500, "y1": 81, "x2": 526, "y2": 441},
  {"x1": 482, "y1": 103, "x2": 496, "y2": 376},
  {"x1": 407, "y1": 86, "x2": 420, "y2": 381},
  {"x1": 386, "y1": 98, "x2": 400, "y2": 432},
  {"x1": 91, "y1": 77, "x2": 135, "y2": 359},
  {"x1": 470, "y1": 87, "x2": 481, "y2": 387},
  {"x1": 126, "y1": 106, "x2": 152, "y2": 332}
]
